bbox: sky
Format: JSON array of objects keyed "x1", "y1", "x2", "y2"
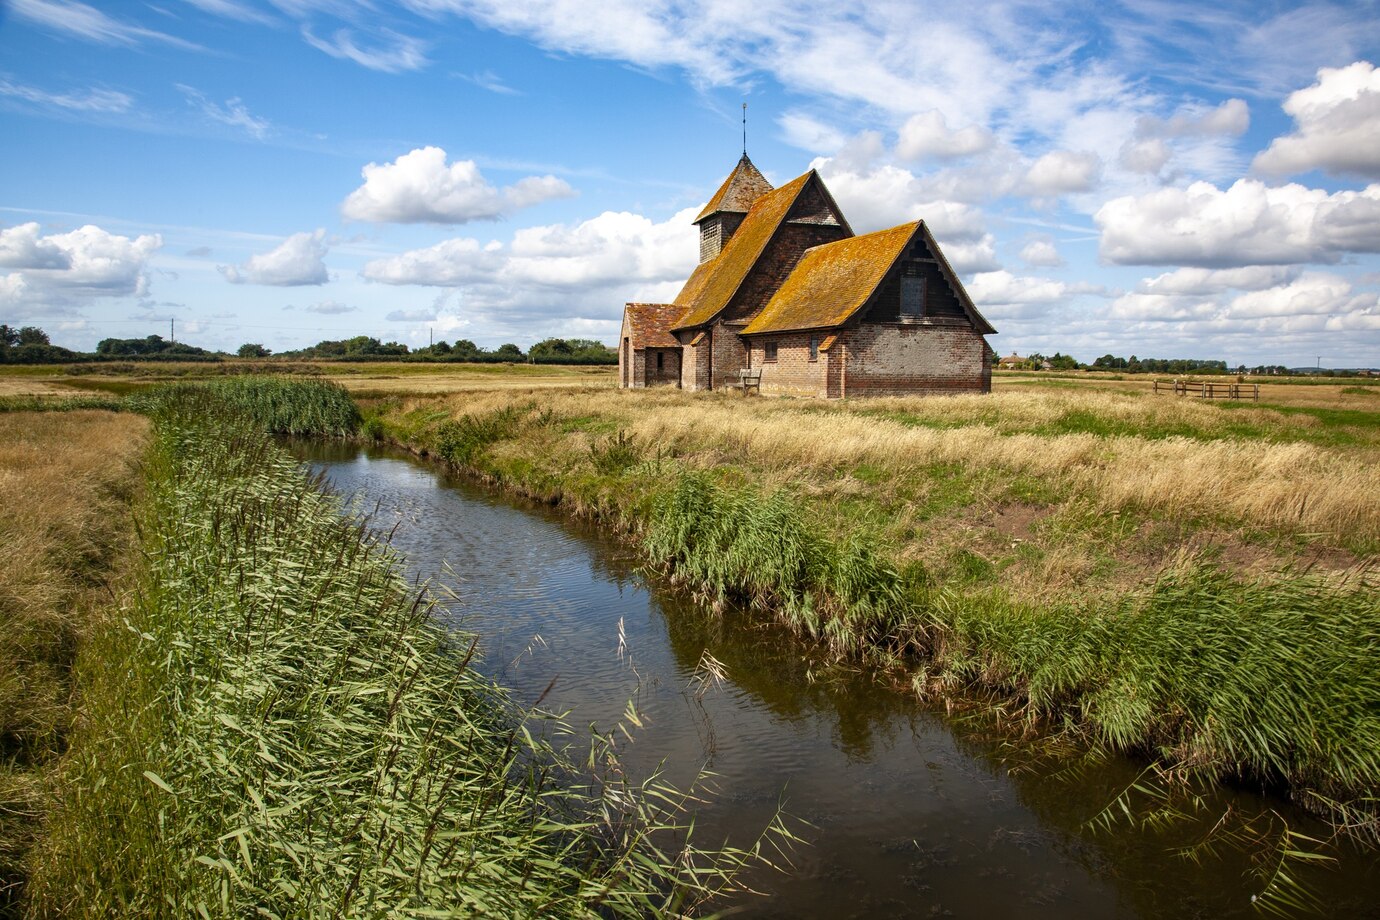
[{"x1": 2, "y1": 0, "x2": 1380, "y2": 367}]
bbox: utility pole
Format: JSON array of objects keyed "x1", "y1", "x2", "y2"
[
  {"x1": 430, "y1": 327, "x2": 434, "y2": 348},
  {"x1": 170, "y1": 317, "x2": 175, "y2": 344}
]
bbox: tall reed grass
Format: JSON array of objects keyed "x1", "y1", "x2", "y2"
[
  {"x1": 29, "y1": 383, "x2": 773, "y2": 918},
  {"x1": 130, "y1": 376, "x2": 360, "y2": 437}
]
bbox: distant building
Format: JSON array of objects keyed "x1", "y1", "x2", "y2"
[
  {"x1": 617, "y1": 155, "x2": 995, "y2": 397},
  {"x1": 999, "y1": 353, "x2": 1024, "y2": 369}
]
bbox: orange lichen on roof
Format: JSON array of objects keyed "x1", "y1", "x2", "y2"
[
  {"x1": 742, "y1": 222, "x2": 919, "y2": 335},
  {"x1": 623, "y1": 303, "x2": 686, "y2": 349},
  {"x1": 672, "y1": 172, "x2": 814, "y2": 331},
  {"x1": 694, "y1": 154, "x2": 774, "y2": 223}
]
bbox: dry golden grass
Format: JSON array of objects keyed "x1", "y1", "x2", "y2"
[
  {"x1": 377, "y1": 382, "x2": 1378, "y2": 607},
  {"x1": 0, "y1": 410, "x2": 147, "y2": 907},
  {"x1": 416, "y1": 386, "x2": 1380, "y2": 541}
]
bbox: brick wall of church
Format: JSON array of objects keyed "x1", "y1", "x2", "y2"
[
  {"x1": 839, "y1": 322, "x2": 989, "y2": 396},
  {"x1": 748, "y1": 333, "x2": 829, "y2": 398}
]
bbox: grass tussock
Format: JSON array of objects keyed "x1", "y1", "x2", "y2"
[
  {"x1": 0, "y1": 411, "x2": 147, "y2": 912},
  {"x1": 29, "y1": 382, "x2": 776, "y2": 918}
]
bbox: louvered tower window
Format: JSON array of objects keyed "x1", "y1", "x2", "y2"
[{"x1": 900, "y1": 264, "x2": 926, "y2": 318}]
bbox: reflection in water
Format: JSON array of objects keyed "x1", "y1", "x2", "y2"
[{"x1": 296, "y1": 441, "x2": 1378, "y2": 919}]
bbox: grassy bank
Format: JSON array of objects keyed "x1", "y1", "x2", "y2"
[
  {"x1": 367, "y1": 385, "x2": 1379, "y2": 842},
  {"x1": 26, "y1": 380, "x2": 770, "y2": 918},
  {"x1": 0, "y1": 411, "x2": 147, "y2": 913}
]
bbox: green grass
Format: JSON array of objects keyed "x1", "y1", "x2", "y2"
[
  {"x1": 29, "y1": 381, "x2": 776, "y2": 918},
  {"x1": 0, "y1": 395, "x2": 126, "y2": 413}
]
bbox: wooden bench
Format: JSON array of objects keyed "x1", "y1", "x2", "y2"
[{"x1": 736, "y1": 367, "x2": 762, "y2": 395}]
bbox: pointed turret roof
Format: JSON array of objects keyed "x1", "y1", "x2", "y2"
[{"x1": 694, "y1": 154, "x2": 774, "y2": 223}]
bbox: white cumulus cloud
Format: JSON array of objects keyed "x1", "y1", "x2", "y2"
[
  {"x1": 1253, "y1": 61, "x2": 1380, "y2": 179},
  {"x1": 1138, "y1": 266, "x2": 1301, "y2": 296},
  {"x1": 0, "y1": 222, "x2": 162, "y2": 311},
  {"x1": 1096, "y1": 179, "x2": 1380, "y2": 266},
  {"x1": 1019, "y1": 236, "x2": 1064, "y2": 268},
  {"x1": 1110, "y1": 272, "x2": 1380, "y2": 333},
  {"x1": 807, "y1": 157, "x2": 999, "y2": 271},
  {"x1": 1023, "y1": 150, "x2": 1103, "y2": 195},
  {"x1": 896, "y1": 110, "x2": 993, "y2": 161},
  {"x1": 361, "y1": 207, "x2": 700, "y2": 326},
  {"x1": 220, "y1": 229, "x2": 329, "y2": 286},
  {"x1": 341, "y1": 147, "x2": 575, "y2": 224},
  {"x1": 1136, "y1": 98, "x2": 1250, "y2": 138}
]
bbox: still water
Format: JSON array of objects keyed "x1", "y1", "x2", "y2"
[{"x1": 297, "y1": 441, "x2": 1377, "y2": 919}]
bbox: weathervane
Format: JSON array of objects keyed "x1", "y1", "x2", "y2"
[{"x1": 742, "y1": 101, "x2": 748, "y2": 156}]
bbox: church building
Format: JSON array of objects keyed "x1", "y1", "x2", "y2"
[{"x1": 618, "y1": 155, "x2": 995, "y2": 397}]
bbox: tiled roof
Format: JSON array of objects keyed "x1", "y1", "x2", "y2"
[
  {"x1": 741, "y1": 221, "x2": 997, "y2": 336},
  {"x1": 671, "y1": 172, "x2": 814, "y2": 331},
  {"x1": 742, "y1": 223, "x2": 918, "y2": 335},
  {"x1": 623, "y1": 303, "x2": 685, "y2": 349},
  {"x1": 694, "y1": 154, "x2": 774, "y2": 223}
]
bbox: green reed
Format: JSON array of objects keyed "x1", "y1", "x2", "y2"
[{"x1": 29, "y1": 387, "x2": 777, "y2": 918}]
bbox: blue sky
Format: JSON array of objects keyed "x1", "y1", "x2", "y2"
[{"x1": 2, "y1": 0, "x2": 1379, "y2": 366}]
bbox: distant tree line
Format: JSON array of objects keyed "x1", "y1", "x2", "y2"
[
  {"x1": 0, "y1": 326, "x2": 618, "y2": 366},
  {"x1": 1090, "y1": 355, "x2": 1229, "y2": 374}
]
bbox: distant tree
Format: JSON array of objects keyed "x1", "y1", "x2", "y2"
[
  {"x1": 452, "y1": 339, "x2": 478, "y2": 356},
  {"x1": 0, "y1": 325, "x2": 18, "y2": 347},
  {"x1": 494, "y1": 343, "x2": 524, "y2": 359},
  {"x1": 17, "y1": 326, "x2": 48, "y2": 346},
  {"x1": 238, "y1": 343, "x2": 271, "y2": 358},
  {"x1": 94, "y1": 334, "x2": 211, "y2": 358},
  {"x1": 429, "y1": 340, "x2": 452, "y2": 355},
  {"x1": 1047, "y1": 352, "x2": 1079, "y2": 370}
]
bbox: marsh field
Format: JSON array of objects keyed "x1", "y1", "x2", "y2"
[{"x1": 1, "y1": 361, "x2": 1377, "y2": 916}]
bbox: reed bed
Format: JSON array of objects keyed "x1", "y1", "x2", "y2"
[
  {"x1": 29, "y1": 381, "x2": 772, "y2": 918},
  {"x1": 0, "y1": 411, "x2": 146, "y2": 913}
]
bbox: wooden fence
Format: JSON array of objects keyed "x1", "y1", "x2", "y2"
[{"x1": 1153, "y1": 379, "x2": 1260, "y2": 400}]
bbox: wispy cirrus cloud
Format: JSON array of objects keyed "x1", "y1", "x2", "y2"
[
  {"x1": 0, "y1": 78, "x2": 132, "y2": 112},
  {"x1": 11, "y1": 0, "x2": 204, "y2": 50},
  {"x1": 176, "y1": 84, "x2": 271, "y2": 139},
  {"x1": 302, "y1": 26, "x2": 429, "y2": 73}
]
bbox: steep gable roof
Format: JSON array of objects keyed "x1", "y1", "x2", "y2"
[
  {"x1": 694, "y1": 154, "x2": 774, "y2": 223},
  {"x1": 623, "y1": 303, "x2": 684, "y2": 349},
  {"x1": 671, "y1": 171, "x2": 822, "y2": 332},
  {"x1": 741, "y1": 221, "x2": 996, "y2": 336}
]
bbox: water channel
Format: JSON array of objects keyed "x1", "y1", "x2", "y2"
[{"x1": 296, "y1": 441, "x2": 1378, "y2": 918}]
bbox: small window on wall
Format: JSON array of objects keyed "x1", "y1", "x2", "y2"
[
  {"x1": 808, "y1": 335, "x2": 819, "y2": 361},
  {"x1": 764, "y1": 341, "x2": 778, "y2": 362},
  {"x1": 901, "y1": 270, "x2": 926, "y2": 319},
  {"x1": 656, "y1": 352, "x2": 664, "y2": 371}
]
